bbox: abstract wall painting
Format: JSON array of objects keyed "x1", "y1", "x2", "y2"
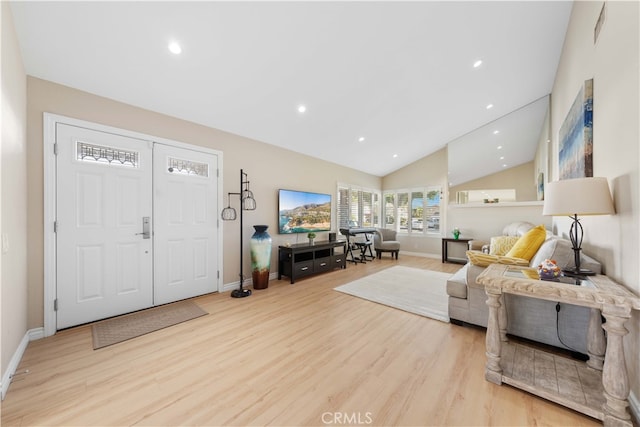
[
  {"x1": 559, "y1": 79, "x2": 593, "y2": 179},
  {"x1": 537, "y1": 172, "x2": 544, "y2": 201}
]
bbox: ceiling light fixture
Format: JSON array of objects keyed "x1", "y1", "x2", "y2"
[
  {"x1": 358, "y1": 137, "x2": 365, "y2": 142},
  {"x1": 502, "y1": 164, "x2": 508, "y2": 168},
  {"x1": 473, "y1": 59, "x2": 483, "y2": 68},
  {"x1": 493, "y1": 130, "x2": 500, "y2": 135},
  {"x1": 486, "y1": 104, "x2": 494, "y2": 109},
  {"x1": 297, "y1": 105, "x2": 307, "y2": 113},
  {"x1": 497, "y1": 145, "x2": 503, "y2": 150},
  {"x1": 393, "y1": 154, "x2": 398, "y2": 158},
  {"x1": 500, "y1": 156, "x2": 505, "y2": 160},
  {"x1": 168, "y1": 42, "x2": 182, "y2": 55}
]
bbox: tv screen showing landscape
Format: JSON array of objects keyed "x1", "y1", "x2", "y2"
[{"x1": 278, "y1": 189, "x2": 332, "y2": 234}]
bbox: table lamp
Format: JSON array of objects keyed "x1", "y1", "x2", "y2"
[{"x1": 542, "y1": 177, "x2": 615, "y2": 276}]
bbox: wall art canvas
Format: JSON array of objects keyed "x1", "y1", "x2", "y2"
[
  {"x1": 559, "y1": 79, "x2": 593, "y2": 179},
  {"x1": 537, "y1": 172, "x2": 544, "y2": 201}
]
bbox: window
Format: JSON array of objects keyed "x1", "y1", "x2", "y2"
[
  {"x1": 383, "y1": 193, "x2": 396, "y2": 229},
  {"x1": 76, "y1": 141, "x2": 139, "y2": 167},
  {"x1": 337, "y1": 184, "x2": 380, "y2": 229},
  {"x1": 383, "y1": 187, "x2": 441, "y2": 235},
  {"x1": 167, "y1": 157, "x2": 209, "y2": 177}
]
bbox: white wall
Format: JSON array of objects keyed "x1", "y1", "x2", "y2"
[
  {"x1": 1, "y1": 1, "x2": 28, "y2": 380},
  {"x1": 551, "y1": 0, "x2": 640, "y2": 407}
]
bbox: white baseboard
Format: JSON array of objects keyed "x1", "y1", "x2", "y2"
[
  {"x1": 397, "y1": 250, "x2": 440, "y2": 259},
  {"x1": 222, "y1": 272, "x2": 279, "y2": 293},
  {"x1": 1, "y1": 327, "x2": 44, "y2": 400},
  {"x1": 629, "y1": 390, "x2": 639, "y2": 425}
]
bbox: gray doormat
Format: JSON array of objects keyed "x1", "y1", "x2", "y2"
[{"x1": 91, "y1": 300, "x2": 208, "y2": 349}]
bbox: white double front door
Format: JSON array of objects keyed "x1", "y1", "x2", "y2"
[{"x1": 56, "y1": 124, "x2": 218, "y2": 329}]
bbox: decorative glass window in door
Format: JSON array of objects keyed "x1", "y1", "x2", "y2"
[
  {"x1": 76, "y1": 141, "x2": 139, "y2": 167},
  {"x1": 167, "y1": 157, "x2": 209, "y2": 177}
]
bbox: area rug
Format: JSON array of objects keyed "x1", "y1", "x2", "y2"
[
  {"x1": 334, "y1": 266, "x2": 451, "y2": 322},
  {"x1": 91, "y1": 300, "x2": 208, "y2": 349}
]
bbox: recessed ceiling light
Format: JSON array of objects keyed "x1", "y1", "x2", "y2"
[
  {"x1": 502, "y1": 164, "x2": 508, "y2": 168},
  {"x1": 297, "y1": 105, "x2": 307, "y2": 113},
  {"x1": 486, "y1": 104, "x2": 494, "y2": 109},
  {"x1": 168, "y1": 42, "x2": 182, "y2": 55},
  {"x1": 358, "y1": 137, "x2": 365, "y2": 142},
  {"x1": 493, "y1": 130, "x2": 500, "y2": 135},
  {"x1": 393, "y1": 154, "x2": 398, "y2": 158},
  {"x1": 497, "y1": 145, "x2": 503, "y2": 150},
  {"x1": 473, "y1": 59, "x2": 483, "y2": 68},
  {"x1": 500, "y1": 156, "x2": 505, "y2": 160}
]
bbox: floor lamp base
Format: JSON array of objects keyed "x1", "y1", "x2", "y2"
[{"x1": 231, "y1": 288, "x2": 252, "y2": 298}]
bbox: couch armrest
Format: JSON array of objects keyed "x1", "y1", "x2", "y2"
[{"x1": 468, "y1": 240, "x2": 487, "y2": 251}]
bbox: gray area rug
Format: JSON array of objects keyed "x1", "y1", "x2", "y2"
[
  {"x1": 334, "y1": 266, "x2": 451, "y2": 322},
  {"x1": 91, "y1": 300, "x2": 208, "y2": 349}
]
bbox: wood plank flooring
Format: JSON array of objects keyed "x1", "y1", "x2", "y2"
[{"x1": 1, "y1": 256, "x2": 600, "y2": 426}]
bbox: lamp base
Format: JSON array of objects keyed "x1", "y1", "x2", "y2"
[
  {"x1": 562, "y1": 268, "x2": 596, "y2": 277},
  {"x1": 231, "y1": 288, "x2": 252, "y2": 298}
]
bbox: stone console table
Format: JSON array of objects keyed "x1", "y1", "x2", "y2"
[{"x1": 476, "y1": 264, "x2": 640, "y2": 427}]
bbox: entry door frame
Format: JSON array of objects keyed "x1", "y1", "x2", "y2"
[{"x1": 43, "y1": 113, "x2": 224, "y2": 337}]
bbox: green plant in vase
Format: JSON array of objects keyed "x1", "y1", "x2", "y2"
[
  {"x1": 307, "y1": 232, "x2": 316, "y2": 244},
  {"x1": 452, "y1": 227, "x2": 460, "y2": 240}
]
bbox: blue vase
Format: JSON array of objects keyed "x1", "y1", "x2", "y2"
[{"x1": 251, "y1": 225, "x2": 272, "y2": 289}]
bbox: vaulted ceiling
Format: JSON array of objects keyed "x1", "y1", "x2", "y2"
[{"x1": 10, "y1": 1, "x2": 572, "y2": 178}]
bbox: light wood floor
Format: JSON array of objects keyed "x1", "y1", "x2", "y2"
[{"x1": 2, "y1": 256, "x2": 600, "y2": 426}]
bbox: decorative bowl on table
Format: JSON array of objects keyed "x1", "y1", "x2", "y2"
[{"x1": 537, "y1": 259, "x2": 561, "y2": 281}]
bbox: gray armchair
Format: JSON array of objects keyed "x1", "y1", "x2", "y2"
[{"x1": 373, "y1": 228, "x2": 400, "y2": 259}]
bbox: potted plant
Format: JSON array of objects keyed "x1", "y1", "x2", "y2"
[
  {"x1": 307, "y1": 232, "x2": 316, "y2": 244},
  {"x1": 452, "y1": 227, "x2": 460, "y2": 240}
]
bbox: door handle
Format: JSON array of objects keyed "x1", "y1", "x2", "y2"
[{"x1": 136, "y1": 216, "x2": 151, "y2": 239}]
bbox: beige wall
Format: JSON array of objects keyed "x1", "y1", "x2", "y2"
[
  {"x1": 534, "y1": 103, "x2": 551, "y2": 196},
  {"x1": 551, "y1": 0, "x2": 640, "y2": 405},
  {"x1": 26, "y1": 77, "x2": 381, "y2": 329},
  {"x1": 381, "y1": 147, "x2": 448, "y2": 256},
  {"x1": 449, "y1": 161, "x2": 537, "y2": 202},
  {"x1": 1, "y1": 2, "x2": 28, "y2": 376}
]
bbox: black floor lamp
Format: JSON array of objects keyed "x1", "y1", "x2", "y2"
[{"x1": 221, "y1": 169, "x2": 256, "y2": 298}]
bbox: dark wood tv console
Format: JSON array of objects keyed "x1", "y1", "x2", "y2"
[{"x1": 278, "y1": 240, "x2": 347, "y2": 284}]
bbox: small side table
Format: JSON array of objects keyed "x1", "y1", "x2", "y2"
[
  {"x1": 441, "y1": 237, "x2": 472, "y2": 264},
  {"x1": 477, "y1": 264, "x2": 640, "y2": 426}
]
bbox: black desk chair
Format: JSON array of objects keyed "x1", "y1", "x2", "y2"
[{"x1": 353, "y1": 234, "x2": 374, "y2": 262}]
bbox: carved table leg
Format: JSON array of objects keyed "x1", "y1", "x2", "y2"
[
  {"x1": 485, "y1": 290, "x2": 503, "y2": 384},
  {"x1": 601, "y1": 308, "x2": 632, "y2": 427},
  {"x1": 587, "y1": 308, "x2": 606, "y2": 371},
  {"x1": 498, "y1": 294, "x2": 508, "y2": 342}
]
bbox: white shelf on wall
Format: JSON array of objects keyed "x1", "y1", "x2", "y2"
[{"x1": 448, "y1": 201, "x2": 544, "y2": 209}]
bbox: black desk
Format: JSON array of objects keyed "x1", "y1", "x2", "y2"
[{"x1": 441, "y1": 238, "x2": 472, "y2": 264}]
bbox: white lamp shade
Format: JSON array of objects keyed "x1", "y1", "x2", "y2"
[{"x1": 543, "y1": 177, "x2": 615, "y2": 216}]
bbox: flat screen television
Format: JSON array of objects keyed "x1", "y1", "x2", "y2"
[{"x1": 278, "y1": 189, "x2": 332, "y2": 234}]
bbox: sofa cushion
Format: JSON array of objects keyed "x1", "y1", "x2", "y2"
[
  {"x1": 505, "y1": 224, "x2": 546, "y2": 260},
  {"x1": 489, "y1": 236, "x2": 521, "y2": 256},
  {"x1": 530, "y1": 237, "x2": 575, "y2": 269},
  {"x1": 466, "y1": 251, "x2": 529, "y2": 268},
  {"x1": 502, "y1": 221, "x2": 535, "y2": 236}
]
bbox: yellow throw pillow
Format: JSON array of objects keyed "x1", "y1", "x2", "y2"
[
  {"x1": 466, "y1": 250, "x2": 530, "y2": 267},
  {"x1": 489, "y1": 236, "x2": 521, "y2": 256},
  {"x1": 505, "y1": 224, "x2": 547, "y2": 261}
]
